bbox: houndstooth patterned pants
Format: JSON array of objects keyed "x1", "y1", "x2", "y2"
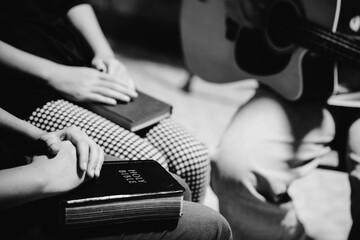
[{"x1": 27, "y1": 100, "x2": 210, "y2": 202}]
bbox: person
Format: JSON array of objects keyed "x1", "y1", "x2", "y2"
[
  {"x1": 0, "y1": 0, "x2": 209, "y2": 202},
  {"x1": 0, "y1": 107, "x2": 233, "y2": 240},
  {"x1": 210, "y1": 0, "x2": 360, "y2": 239}
]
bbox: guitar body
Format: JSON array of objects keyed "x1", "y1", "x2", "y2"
[{"x1": 181, "y1": 0, "x2": 359, "y2": 100}]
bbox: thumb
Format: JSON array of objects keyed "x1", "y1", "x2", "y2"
[
  {"x1": 38, "y1": 134, "x2": 61, "y2": 155},
  {"x1": 92, "y1": 58, "x2": 107, "y2": 73}
]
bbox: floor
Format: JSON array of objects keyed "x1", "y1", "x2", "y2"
[{"x1": 112, "y1": 42, "x2": 352, "y2": 240}]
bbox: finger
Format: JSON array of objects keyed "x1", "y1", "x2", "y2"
[
  {"x1": 125, "y1": 76, "x2": 138, "y2": 97},
  {"x1": 106, "y1": 60, "x2": 119, "y2": 76},
  {"x1": 113, "y1": 70, "x2": 137, "y2": 93},
  {"x1": 92, "y1": 59, "x2": 107, "y2": 72},
  {"x1": 63, "y1": 127, "x2": 90, "y2": 171},
  {"x1": 94, "y1": 87, "x2": 132, "y2": 102},
  {"x1": 76, "y1": 140, "x2": 90, "y2": 172},
  {"x1": 95, "y1": 147, "x2": 105, "y2": 178},
  {"x1": 86, "y1": 141, "x2": 100, "y2": 178},
  {"x1": 127, "y1": 75, "x2": 137, "y2": 92},
  {"x1": 97, "y1": 78, "x2": 138, "y2": 98},
  {"x1": 38, "y1": 134, "x2": 61, "y2": 155},
  {"x1": 86, "y1": 93, "x2": 118, "y2": 105},
  {"x1": 90, "y1": 82, "x2": 132, "y2": 100}
]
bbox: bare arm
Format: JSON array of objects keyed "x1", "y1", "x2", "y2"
[
  {"x1": 67, "y1": 4, "x2": 137, "y2": 94},
  {"x1": 0, "y1": 108, "x2": 104, "y2": 177},
  {"x1": 0, "y1": 38, "x2": 135, "y2": 104},
  {"x1": 0, "y1": 41, "x2": 60, "y2": 84},
  {"x1": 0, "y1": 141, "x2": 85, "y2": 211},
  {"x1": 0, "y1": 108, "x2": 105, "y2": 211},
  {"x1": 67, "y1": 4, "x2": 114, "y2": 61},
  {"x1": 0, "y1": 108, "x2": 47, "y2": 151}
]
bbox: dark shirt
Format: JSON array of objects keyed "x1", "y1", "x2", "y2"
[{"x1": 0, "y1": 0, "x2": 92, "y2": 119}]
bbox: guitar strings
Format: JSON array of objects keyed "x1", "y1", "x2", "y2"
[{"x1": 295, "y1": 20, "x2": 360, "y2": 67}]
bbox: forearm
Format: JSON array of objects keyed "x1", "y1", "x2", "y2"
[
  {"x1": 0, "y1": 141, "x2": 86, "y2": 212},
  {"x1": 0, "y1": 164, "x2": 46, "y2": 211},
  {"x1": 0, "y1": 108, "x2": 45, "y2": 150},
  {"x1": 0, "y1": 41, "x2": 61, "y2": 84},
  {"x1": 67, "y1": 4, "x2": 114, "y2": 58}
]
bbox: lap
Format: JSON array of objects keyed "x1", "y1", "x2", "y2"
[
  {"x1": 27, "y1": 99, "x2": 210, "y2": 202},
  {"x1": 1, "y1": 200, "x2": 231, "y2": 240}
]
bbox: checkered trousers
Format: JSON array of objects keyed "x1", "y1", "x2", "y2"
[{"x1": 27, "y1": 100, "x2": 210, "y2": 202}]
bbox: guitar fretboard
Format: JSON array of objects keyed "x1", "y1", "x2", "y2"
[{"x1": 293, "y1": 19, "x2": 360, "y2": 69}]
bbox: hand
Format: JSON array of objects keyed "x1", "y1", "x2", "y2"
[
  {"x1": 35, "y1": 126, "x2": 104, "y2": 178},
  {"x1": 92, "y1": 56, "x2": 137, "y2": 96},
  {"x1": 49, "y1": 64, "x2": 137, "y2": 105},
  {"x1": 225, "y1": 0, "x2": 270, "y2": 29},
  {"x1": 30, "y1": 141, "x2": 87, "y2": 194}
]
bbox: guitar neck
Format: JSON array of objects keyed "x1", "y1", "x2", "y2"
[{"x1": 294, "y1": 19, "x2": 360, "y2": 69}]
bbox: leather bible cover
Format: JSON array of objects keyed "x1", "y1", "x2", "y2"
[
  {"x1": 58, "y1": 159, "x2": 184, "y2": 228},
  {"x1": 83, "y1": 91, "x2": 172, "y2": 132}
]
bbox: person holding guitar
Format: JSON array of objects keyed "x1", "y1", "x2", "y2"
[{"x1": 181, "y1": 0, "x2": 360, "y2": 239}]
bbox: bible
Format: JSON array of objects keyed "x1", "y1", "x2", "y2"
[
  {"x1": 58, "y1": 159, "x2": 185, "y2": 228},
  {"x1": 83, "y1": 91, "x2": 172, "y2": 132}
]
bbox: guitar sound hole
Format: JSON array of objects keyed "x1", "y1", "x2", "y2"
[
  {"x1": 235, "y1": 28, "x2": 292, "y2": 75},
  {"x1": 265, "y1": 0, "x2": 301, "y2": 53}
]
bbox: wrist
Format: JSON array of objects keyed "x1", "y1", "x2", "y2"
[
  {"x1": 20, "y1": 121, "x2": 46, "y2": 147},
  {"x1": 93, "y1": 50, "x2": 115, "y2": 60},
  {"x1": 27, "y1": 162, "x2": 51, "y2": 197},
  {"x1": 40, "y1": 61, "x2": 63, "y2": 84}
]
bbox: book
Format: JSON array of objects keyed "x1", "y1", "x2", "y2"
[
  {"x1": 83, "y1": 91, "x2": 172, "y2": 132},
  {"x1": 58, "y1": 159, "x2": 185, "y2": 228}
]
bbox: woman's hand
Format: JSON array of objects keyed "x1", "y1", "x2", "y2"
[
  {"x1": 35, "y1": 126, "x2": 104, "y2": 178},
  {"x1": 92, "y1": 56, "x2": 137, "y2": 96},
  {"x1": 30, "y1": 141, "x2": 87, "y2": 195},
  {"x1": 48, "y1": 64, "x2": 137, "y2": 105}
]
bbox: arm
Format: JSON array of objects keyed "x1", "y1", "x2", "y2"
[
  {"x1": 0, "y1": 40, "x2": 134, "y2": 104},
  {"x1": 0, "y1": 108, "x2": 104, "y2": 177},
  {"x1": 0, "y1": 108, "x2": 44, "y2": 143},
  {"x1": 67, "y1": 4, "x2": 114, "y2": 63},
  {"x1": 0, "y1": 108, "x2": 105, "y2": 211},
  {"x1": 0, "y1": 41, "x2": 59, "y2": 85},
  {"x1": 67, "y1": 4, "x2": 137, "y2": 94},
  {"x1": 0, "y1": 141, "x2": 85, "y2": 211}
]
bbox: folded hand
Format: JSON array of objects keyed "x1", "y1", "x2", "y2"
[{"x1": 35, "y1": 126, "x2": 104, "y2": 178}]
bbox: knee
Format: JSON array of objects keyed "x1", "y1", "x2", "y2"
[
  {"x1": 181, "y1": 202, "x2": 233, "y2": 240},
  {"x1": 183, "y1": 140, "x2": 210, "y2": 166},
  {"x1": 174, "y1": 140, "x2": 210, "y2": 175}
]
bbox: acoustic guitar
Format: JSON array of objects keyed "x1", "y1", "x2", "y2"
[{"x1": 181, "y1": 0, "x2": 360, "y2": 101}]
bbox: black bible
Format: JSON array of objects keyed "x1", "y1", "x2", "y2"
[
  {"x1": 58, "y1": 160, "x2": 185, "y2": 228},
  {"x1": 83, "y1": 91, "x2": 172, "y2": 132}
]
